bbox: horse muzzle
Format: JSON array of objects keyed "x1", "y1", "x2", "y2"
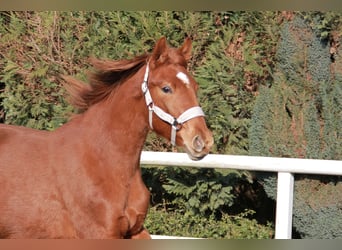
[{"x1": 183, "y1": 131, "x2": 214, "y2": 161}]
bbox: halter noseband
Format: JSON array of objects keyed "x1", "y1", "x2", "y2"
[{"x1": 141, "y1": 63, "x2": 205, "y2": 146}]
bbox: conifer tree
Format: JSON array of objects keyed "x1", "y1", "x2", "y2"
[{"x1": 249, "y1": 14, "x2": 342, "y2": 238}]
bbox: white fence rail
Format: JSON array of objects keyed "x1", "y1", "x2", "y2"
[{"x1": 140, "y1": 151, "x2": 342, "y2": 239}]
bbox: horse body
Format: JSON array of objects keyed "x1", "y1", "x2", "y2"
[
  {"x1": 0, "y1": 37, "x2": 213, "y2": 239},
  {"x1": 0, "y1": 71, "x2": 149, "y2": 238}
]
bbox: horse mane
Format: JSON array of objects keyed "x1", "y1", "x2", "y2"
[{"x1": 63, "y1": 54, "x2": 148, "y2": 112}]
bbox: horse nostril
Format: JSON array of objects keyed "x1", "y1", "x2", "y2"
[{"x1": 192, "y1": 135, "x2": 205, "y2": 153}]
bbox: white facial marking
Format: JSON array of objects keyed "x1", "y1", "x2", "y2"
[{"x1": 176, "y1": 72, "x2": 190, "y2": 85}]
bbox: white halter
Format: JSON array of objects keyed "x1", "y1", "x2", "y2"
[{"x1": 141, "y1": 63, "x2": 205, "y2": 146}]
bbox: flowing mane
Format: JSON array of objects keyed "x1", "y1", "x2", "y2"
[{"x1": 63, "y1": 54, "x2": 148, "y2": 112}]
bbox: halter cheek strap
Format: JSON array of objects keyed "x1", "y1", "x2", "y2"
[{"x1": 141, "y1": 63, "x2": 205, "y2": 146}]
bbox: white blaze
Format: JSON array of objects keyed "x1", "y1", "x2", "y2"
[{"x1": 176, "y1": 72, "x2": 190, "y2": 85}]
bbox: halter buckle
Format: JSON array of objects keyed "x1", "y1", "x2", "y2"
[{"x1": 172, "y1": 119, "x2": 182, "y2": 131}]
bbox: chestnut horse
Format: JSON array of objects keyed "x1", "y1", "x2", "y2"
[{"x1": 0, "y1": 37, "x2": 213, "y2": 239}]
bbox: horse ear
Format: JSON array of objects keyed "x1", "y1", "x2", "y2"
[
  {"x1": 179, "y1": 37, "x2": 192, "y2": 62},
  {"x1": 150, "y1": 37, "x2": 168, "y2": 67}
]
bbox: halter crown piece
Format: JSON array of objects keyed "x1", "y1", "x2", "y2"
[{"x1": 141, "y1": 62, "x2": 205, "y2": 146}]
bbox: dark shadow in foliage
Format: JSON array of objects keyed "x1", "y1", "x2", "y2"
[{"x1": 229, "y1": 176, "x2": 276, "y2": 226}]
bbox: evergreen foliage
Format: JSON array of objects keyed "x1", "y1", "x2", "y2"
[
  {"x1": 249, "y1": 14, "x2": 342, "y2": 238},
  {"x1": 143, "y1": 166, "x2": 251, "y2": 217},
  {"x1": 293, "y1": 177, "x2": 342, "y2": 238},
  {"x1": 145, "y1": 207, "x2": 273, "y2": 239},
  {"x1": 0, "y1": 12, "x2": 72, "y2": 129},
  {"x1": 196, "y1": 11, "x2": 278, "y2": 154}
]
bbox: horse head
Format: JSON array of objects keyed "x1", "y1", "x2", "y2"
[{"x1": 142, "y1": 37, "x2": 214, "y2": 160}]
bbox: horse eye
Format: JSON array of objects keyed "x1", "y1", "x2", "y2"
[{"x1": 161, "y1": 86, "x2": 172, "y2": 94}]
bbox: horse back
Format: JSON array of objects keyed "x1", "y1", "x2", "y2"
[
  {"x1": 0, "y1": 124, "x2": 52, "y2": 170},
  {"x1": 0, "y1": 123, "x2": 138, "y2": 238}
]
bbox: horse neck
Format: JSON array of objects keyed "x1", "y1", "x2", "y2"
[{"x1": 64, "y1": 72, "x2": 149, "y2": 172}]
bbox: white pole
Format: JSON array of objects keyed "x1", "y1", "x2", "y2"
[
  {"x1": 140, "y1": 151, "x2": 342, "y2": 176},
  {"x1": 275, "y1": 172, "x2": 294, "y2": 239}
]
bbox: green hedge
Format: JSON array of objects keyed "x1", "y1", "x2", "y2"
[{"x1": 145, "y1": 207, "x2": 273, "y2": 239}]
